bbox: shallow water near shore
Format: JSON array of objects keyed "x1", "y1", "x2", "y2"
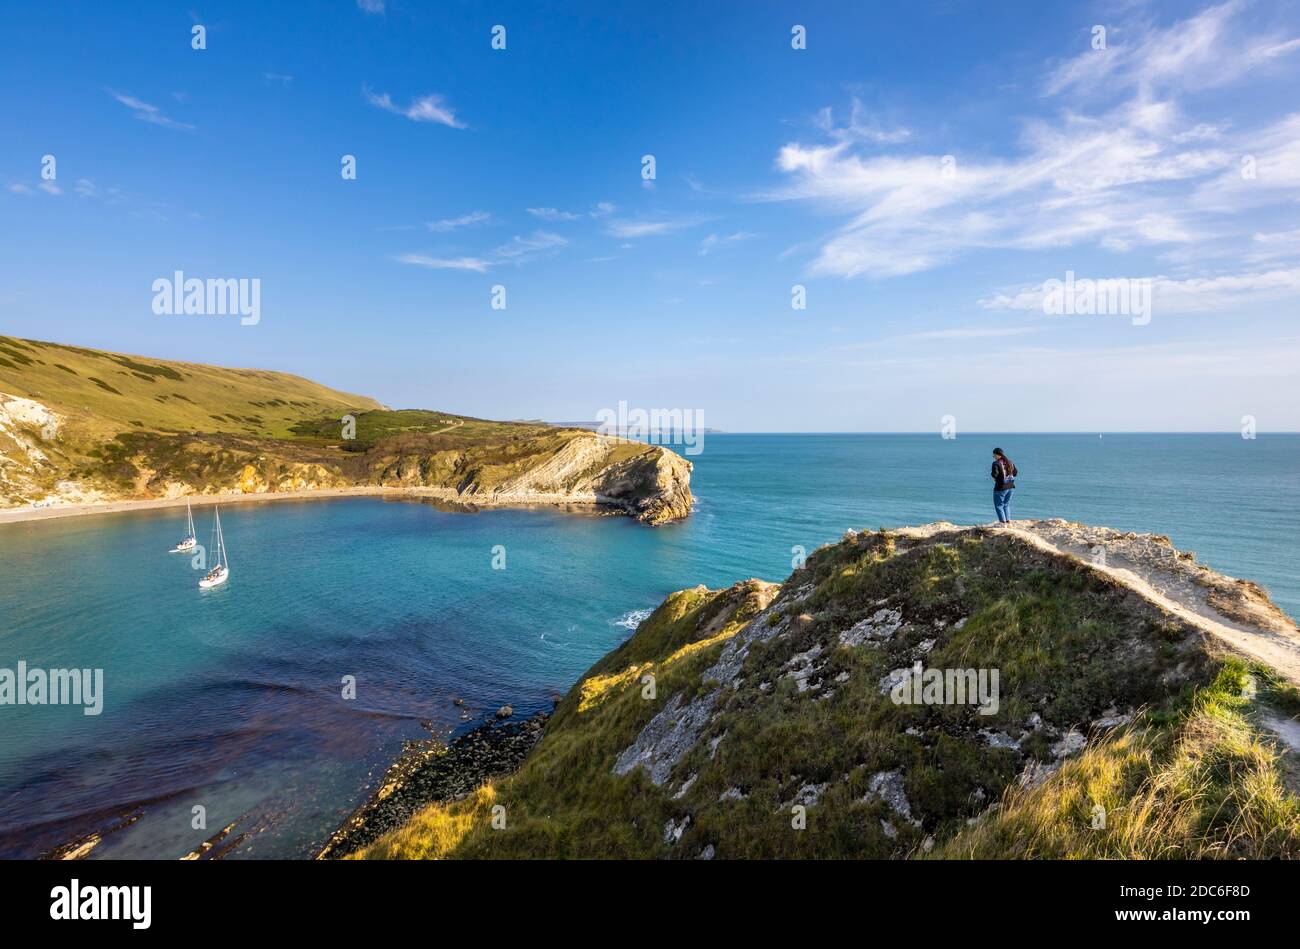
[{"x1": 0, "y1": 433, "x2": 1295, "y2": 858}]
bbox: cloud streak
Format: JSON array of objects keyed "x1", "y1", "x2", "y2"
[
  {"x1": 396, "y1": 231, "x2": 568, "y2": 273},
  {"x1": 606, "y1": 215, "x2": 708, "y2": 239},
  {"x1": 426, "y1": 211, "x2": 491, "y2": 232},
  {"x1": 769, "y1": 2, "x2": 1300, "y2": 280},
  {"x1": 364, "y1": 86, "x2": 464, "y2": 128},
  {"x1": 105, "y1": 89, "x2": 195, "y2": 131}
]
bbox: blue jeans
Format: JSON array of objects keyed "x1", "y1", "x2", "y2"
[{"x1": 993, "y1": 489, "x2": 1013, "y2": 522}]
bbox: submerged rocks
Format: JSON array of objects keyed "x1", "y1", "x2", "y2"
[{"x1": 317, "y1": 712, "x2": 547, "y2": 859}]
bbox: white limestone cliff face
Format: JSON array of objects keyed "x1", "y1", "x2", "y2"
[{"x1": 0, "y1": 393, "x2": 63, "y2": 506}]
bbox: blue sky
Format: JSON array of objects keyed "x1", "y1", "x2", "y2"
[{"x1": 3, "y1": 0, "x2": 1299, "y2": 431}]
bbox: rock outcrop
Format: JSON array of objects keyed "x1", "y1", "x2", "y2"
[
  {"x1": 350, "y1": 520, "x2": 1300, "y2": 861},
  {"x1": 371, "y1": 431, "x2": 693, "y2": 525}
]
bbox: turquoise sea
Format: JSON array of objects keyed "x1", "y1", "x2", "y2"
[{"x1": 0, "y1": 433, "x2": 1296, "y2": 858}]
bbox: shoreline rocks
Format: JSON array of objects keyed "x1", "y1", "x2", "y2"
[{"x1": 316, "y1": 712, "x2": 547, "y2": 859}]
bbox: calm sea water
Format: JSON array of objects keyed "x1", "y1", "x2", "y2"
[{"x1": 0, "y1": 434, "x2": 1296, "y2": 858}]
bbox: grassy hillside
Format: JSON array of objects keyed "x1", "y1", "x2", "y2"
[
  {"x1": 352, "y1": 524, "x2": 1300, "y2": 859},
  {"x1": 0, "y1": 335, "x2": 381, "y2": 441},
  {"x1": 0, "y1": 336, "x2": 692, "y2": 523}
]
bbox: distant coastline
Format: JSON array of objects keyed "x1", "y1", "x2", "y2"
[{"x1": 0, "y1": 485, "x2": 629, "y2": 527}]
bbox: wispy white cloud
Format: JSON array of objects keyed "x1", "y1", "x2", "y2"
[
  {"x1": 1254, "y1": 228, "x2": 1300, "y2": 245},
  {"x1": 262, "y1": 72, "x2": 293, "y2": 86},
  {"x1": 698, "y1": 231, "x2": 755, "y2": 255},
  {"x1": 980, "y1": 267, "x2": 1300, "y2": 314},
  {"x1": 527, "y1": 207, "x2": 581, "y2": 221},
  {"x1": 357, "y1": 0, "x2": 384, "y2": 14},
  {"x1": 527, "y1": 202, "x2": 616, "y2": 221},
  {"x1": 607, "y1": 215, "x2": 708, "y2": 239},
  {"x1": 426, "y1": 210, "x2": 490, "y2": 232},
  {"x1": 493, "y1": 230, "x2": 568, "y2": 263},
  {"x1": 396, "y1": 254, "x2": 490, "y2": 273},
  {"x1": 397, "y1": 231, "x2": 568, "y2": 273},
  {"x1": 1044, "y1": 1, "x2": 1300, "y2": 98},
  {"x1": 770, "y1": 3, "x2": 1300, "y2": 280},
  {"x1": 363, "y1": 86, "x2": 464, "y2": 128},
  {"x1": 8, "y1": 181, "x2": 63, "y2": 197},
  {"x1": 105, "y1": 89, "x2": 195, "y2": 131},
  {"x1": 812, "y1": 99, "x2": 911, "y2": 144},
  {"x1": 896, "y1": 327, "x2": 1037, "y2": 341}
]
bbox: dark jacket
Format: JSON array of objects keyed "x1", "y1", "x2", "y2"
[{"x1": 991, "y1": 458, "x2": 1017, "y2": 490}]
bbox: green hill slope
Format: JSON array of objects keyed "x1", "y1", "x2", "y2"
[
  {"x1": 0, "y1": 336, "x2": 693, "y2": 524},
  {"x1": 349, "y1": 522, "x2": 1300, "y2": 859},
  {"x1": 0, "y1": 335, "x2": 381, "y2": 441}
]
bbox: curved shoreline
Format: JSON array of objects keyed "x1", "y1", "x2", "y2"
[{"x1": 0, "y1": 486, "x2": 642, "y2": 527}]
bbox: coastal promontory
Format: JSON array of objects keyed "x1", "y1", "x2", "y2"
[{"x1": 0, "y1": 335, "x2": 693, "y2": 525}]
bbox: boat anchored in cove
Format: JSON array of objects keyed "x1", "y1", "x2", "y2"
[
  {"x1": 169, "y1": 501, "x2": 197, "y2": 553},
  {"x1": 199, "y1": 509, "x2": 231, "y2": 590}
]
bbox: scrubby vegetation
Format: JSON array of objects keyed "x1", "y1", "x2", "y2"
[
  {"x1": 0, "y1": 337, "x2": 680, "y2": 516},
  {"x1": 353, "y1": 527, "x2": 1300, "y2": 860}
]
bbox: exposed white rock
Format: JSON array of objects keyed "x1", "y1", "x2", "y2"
[
  {"x1": 672, "y1": 773, "x2": 697, "y2": 800},
  {"x1": 708, "y1": 732, "x2": 726, "y2": 759},
  {"x1": 0, "y1": 393, "x2": 61, "y2": 442},
  {"x1": 1018, "y1": 759, "x2": 1060, "y2": 789},
  {"x1": 1092, "y1": 707, "x2": 1133, "y2": 729},
  {"x1": 980, "y1": 730, "x2": 1021, "y2": 750},
  {"x1": 786, "y1": 643, "x2": 824, "y2": 667},
  {"x1": 861, "y1": 770, "x2": 920, "y2": 826},
  {"x1": 878, "y1": 667, "x2": 909, "y2": 696},
  {"x1": 790, "y1": 782, "x2": 828, "y2": 808},
  {"x1": 1051, "y1": 729, "x2": 1087, "y2": 758},
  {"x1": 839, "y1": 608, "x2": 904, "y2": 648},
  {"x1": 663, "y1": 815, "x2": 690, "y2": 844}
]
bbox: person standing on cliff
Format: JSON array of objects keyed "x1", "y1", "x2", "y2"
[{"x1": 991, "y1": 448, "x2": 1017, "y2": 525}]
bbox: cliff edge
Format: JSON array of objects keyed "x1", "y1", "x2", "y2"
[{"x1": 349, "y1": 520, "x2": 1300, "y2": 860}]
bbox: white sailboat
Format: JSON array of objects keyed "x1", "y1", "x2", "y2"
[
  {"x1": 199, "y1": 509, "x2": 231, "y2": 589},
  {"x1": 169, "y1": 501, "x2": 197, "y2": 553}
]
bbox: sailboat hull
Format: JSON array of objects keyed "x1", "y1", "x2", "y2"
[
  {"x1": 199, "y1": 566, "x2": 229, "y2": 590},
  {"x1": 170, "y1": 539, "x2": 197, "y2": 553}
]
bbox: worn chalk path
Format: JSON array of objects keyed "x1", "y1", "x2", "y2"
[
  {"x1": 1005, "y1": 522, "x2": 1300, "y2": 689},
  {"x1": 893, "y1": 519, "x2": 1300, "y2": 688}
]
